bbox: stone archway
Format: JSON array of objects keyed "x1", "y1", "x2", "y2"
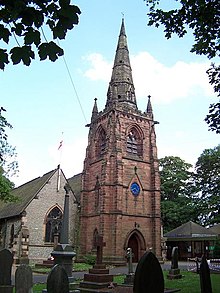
[{"x1": 125, "y1": 230, "x2": 146, "y2": 262}]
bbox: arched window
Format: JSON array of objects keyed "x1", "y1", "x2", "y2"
[
  {"x1": 96, "y1": 128, "x2": 106, "y2": 157},
  {"x1": 9, "y1": 224, "x2": 14, "y2": 248},
  {"x1": 45, "y1": 207, "x2": 63, "y2": 243},
  {"x1": 95, "y1": 176, "x2": 100, "y2": 210},
  {"x1": 127, "y1": 128, "x2": 143, "y2": 157}
]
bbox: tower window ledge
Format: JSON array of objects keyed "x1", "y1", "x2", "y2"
[{"x1": 122, "y1": 155, "x2": 145, "y2": 162}]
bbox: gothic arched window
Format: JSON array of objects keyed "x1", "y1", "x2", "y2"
[
  {"x1": 45, "y1": 206, "x2": 63, "y2": 243},
  {"x1": 127, "y1": 128, "x2": 143, "y2": 157},
  {"x1": 96, "y1": 128, "x2": 106, "y2": 157}
]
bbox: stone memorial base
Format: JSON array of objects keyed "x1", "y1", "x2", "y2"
[
  {"x1": 167, "y1": 268, "x2": 182, "y2": 280},
  {"x1": 51, "y1": 243, "x2": 76, "y2": 277},
  {"x1": 123, "y1": 273, "x2": 134, "y2": 285},
  {"x1": 79, "y1": 264, "x2": 114, "y2": 293}
]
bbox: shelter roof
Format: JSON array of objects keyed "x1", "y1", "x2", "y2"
[
  {"x1": 208, "y1": 223, "x2": 220, "y2": 235},
  {"x1": 164, "y1": 221, "x2": 217, "y2": 240}
]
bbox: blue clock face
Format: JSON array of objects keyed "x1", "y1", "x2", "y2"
[{"x1": 130, "y1": 182, "x2": 140, "y2": 196}]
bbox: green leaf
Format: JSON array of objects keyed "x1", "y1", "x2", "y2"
[
  {"x1": 24, "y1": 28, "x2": 41, "y2": 46},
  {"x1": 11, "y1": 23, "x2": 24, "y2": 37},
  {"x1": 10, "y1": 46, "x2": 35, "y2": 66},
  {"x1": 0, "y1": 24, "x2": 11, "y2": 44},
  {"x1": 0, "y1": 49, "x2": 9, "y2": 70},
  {"x1": 38, "y1": 41, "x2": 63, "y2": 62}
]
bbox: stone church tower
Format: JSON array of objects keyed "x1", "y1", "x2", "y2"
[{"x1": 80, "y1": 19, "x2": 161, "y2": 264}]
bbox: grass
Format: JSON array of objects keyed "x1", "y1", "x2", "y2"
[
  {"x1": 163, "y1": 271, "x2": 220, "y2": 293},
  {"x1": 26, "y1": 270, "x2": 220, "y2": 293},
  {"x1": 32, "y1": 262, "x2": 92, "y2": 274}
]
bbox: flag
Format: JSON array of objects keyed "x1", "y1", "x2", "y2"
[{"x1": 58, "y1": 140, "x2": 63, "y2": 150}]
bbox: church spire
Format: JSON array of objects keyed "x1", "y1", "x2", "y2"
[{"x1": 105, "y1": 19, "x2": 137, "y2": 110}]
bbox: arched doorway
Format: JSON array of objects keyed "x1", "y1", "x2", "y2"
[
  {"x1": 128, "y1": 233, "x2": 139, "y2": 262},
  {"x1": 126, "y1": 230, "x2": 146, "y2": 263}
]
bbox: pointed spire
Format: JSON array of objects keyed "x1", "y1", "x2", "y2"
[
  {"x1": 146, "y1": 95, "x2": 153, "y2": 114},
  {"x1": 105, "y1": 19, "x2": 137, "y2": 110},
  {"x1": 91, "y1": 98, "x2": 98, "y2": 122}
]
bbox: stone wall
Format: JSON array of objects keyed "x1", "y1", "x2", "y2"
[{"x1": 80, "y1": 107, "x2": 161, "y2": 263}]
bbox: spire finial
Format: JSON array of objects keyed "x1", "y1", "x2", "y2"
[{"x1": 91, "y1": 97, "x2": 98, "y2": 121}]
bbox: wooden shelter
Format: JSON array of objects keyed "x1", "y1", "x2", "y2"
[{"x1": 164, "y1": 221, "x2": 217, "y2": 260}]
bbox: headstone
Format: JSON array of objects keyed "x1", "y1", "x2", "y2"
[
  {"x1": 47, "y1": 264, "x2": 69, "y2": 293},
  {"x1": 0, "y1": 248, "x2": 14, "y2": 293},
  {"x1": 133, "y1": 251, "x2": 164, "y2": 293},
  {"x1": 15, "y1": 264, "x2": 33, "y2": 293},
  {"x1": 200, "y1": 255, "x2": 212, "y2": 293},
  {"x1": 123, "y1": 248, "x2": 134, "y2": 285},
  {"x1": 167, "y1": 247, "x2": 182, "y2": 279},
  {"x1": 126, "y1": 248, "x2": 134, "y2": 274}
]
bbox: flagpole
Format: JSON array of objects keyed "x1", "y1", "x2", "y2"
[{"x1": 57, "y1": 132, "x2": 64, "y2": 191}]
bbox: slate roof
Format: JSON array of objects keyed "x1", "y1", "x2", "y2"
[
  {"x1": 0, "y1": 169, "x2": 57, "y2": 219},
  {"x1": 208, "y1": 223, "x2": 220, "y2": 235},
  {"x1": 164, "y1": 221, "x2": 217, "y2": 240},
  {"x1": 68, "y1": 173, "x2": 82, "y2": 202}
]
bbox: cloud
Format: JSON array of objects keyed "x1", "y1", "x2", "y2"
[
  {"x1": 83, "y1": 51, "x2": 213, "y2": 104},
  {"x1": 83, "y1": 53, "x2": 112, "y2": 81}
]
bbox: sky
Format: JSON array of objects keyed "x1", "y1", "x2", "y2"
[{"x1": 1, "y1": 0, "x2": 219, "y2": 187}]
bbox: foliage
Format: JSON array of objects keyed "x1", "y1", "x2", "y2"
[
  {"x1": 83, "y1": 254, "x2": 96, "y2": 265},
  {"x1": 205, "y1": 63, "x2": 220, "y2": 134},
  {"x1": 0, "y1": 0, "x2": 81, "y2": 69},
  {"x1": 159, "y1": 156, "x2": 193, "y2": 201},
  {"x1": 0, "y1": 107, "x2": 17, "y2": 201},
  {"x1": 194, "y1": 145, "x2": 220, "y2": 225},
  {"x1": 0, "y1": 166, "x2": 15, "y2": 201},
  {"x1": 145, "y1": 0, "x2": 219, "y2": 58},
  {"x1": 144, "y1": 0, "x2": 220, "y2": 133},
  {"x1": 159, "y1": 156, "x2": 198, "y2": 232},
  {"x1": 213, "y1": 239, "x2": 220, "y2": 258}
]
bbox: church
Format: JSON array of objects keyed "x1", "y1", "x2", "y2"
[{"x1": 0, "y1": 19, "x2": 161, "y2": 264}]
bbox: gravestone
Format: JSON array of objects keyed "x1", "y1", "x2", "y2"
[
  {"x1": 123, "y1": 248, "x2": 134, "y2": 285},
  {"x1": 15, "y1": 264, "x2": 33, "y2": 293},
  {"x1": 200, "y1": 255, "x2": 212, "y2": 293},
  {"x1": 167, "y1": 247, "x2": 182, "y2": 279},
  {"x1": 79, "y1": 234, "x2": 113, "y2": 292},
  {"x1": 133, "y1": 251, "x2": 164, "y2": 293},
  {"x1": 47, "y1": 264, "x2": 69, "y2": 293},
  {"x1": 0, "y1": 248, "x2": 14, "y2": 293}
]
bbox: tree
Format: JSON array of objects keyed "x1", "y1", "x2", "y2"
[
  {"x1": 205, "y1": 63, "x2": 220, "y2": 134},
  {"x1": 194, "y1": 145, "x2": 220, "y2": 226},
  {"x1": 0, "y1": 107, "x2": 18, "y2": 202},
  {"x1": 159, "y1": 156, "x2": 198, "y2": 233},
  {"x1": 0, "y1": 0, "x2": 81, "y2": 69},
  {"x1": 144, "y1": 0, "x2": 220, "y2": 133}
]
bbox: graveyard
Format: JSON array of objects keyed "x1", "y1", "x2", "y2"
[{"x1": 0, "y1": 247, "x2": 220, "y2": 293}]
